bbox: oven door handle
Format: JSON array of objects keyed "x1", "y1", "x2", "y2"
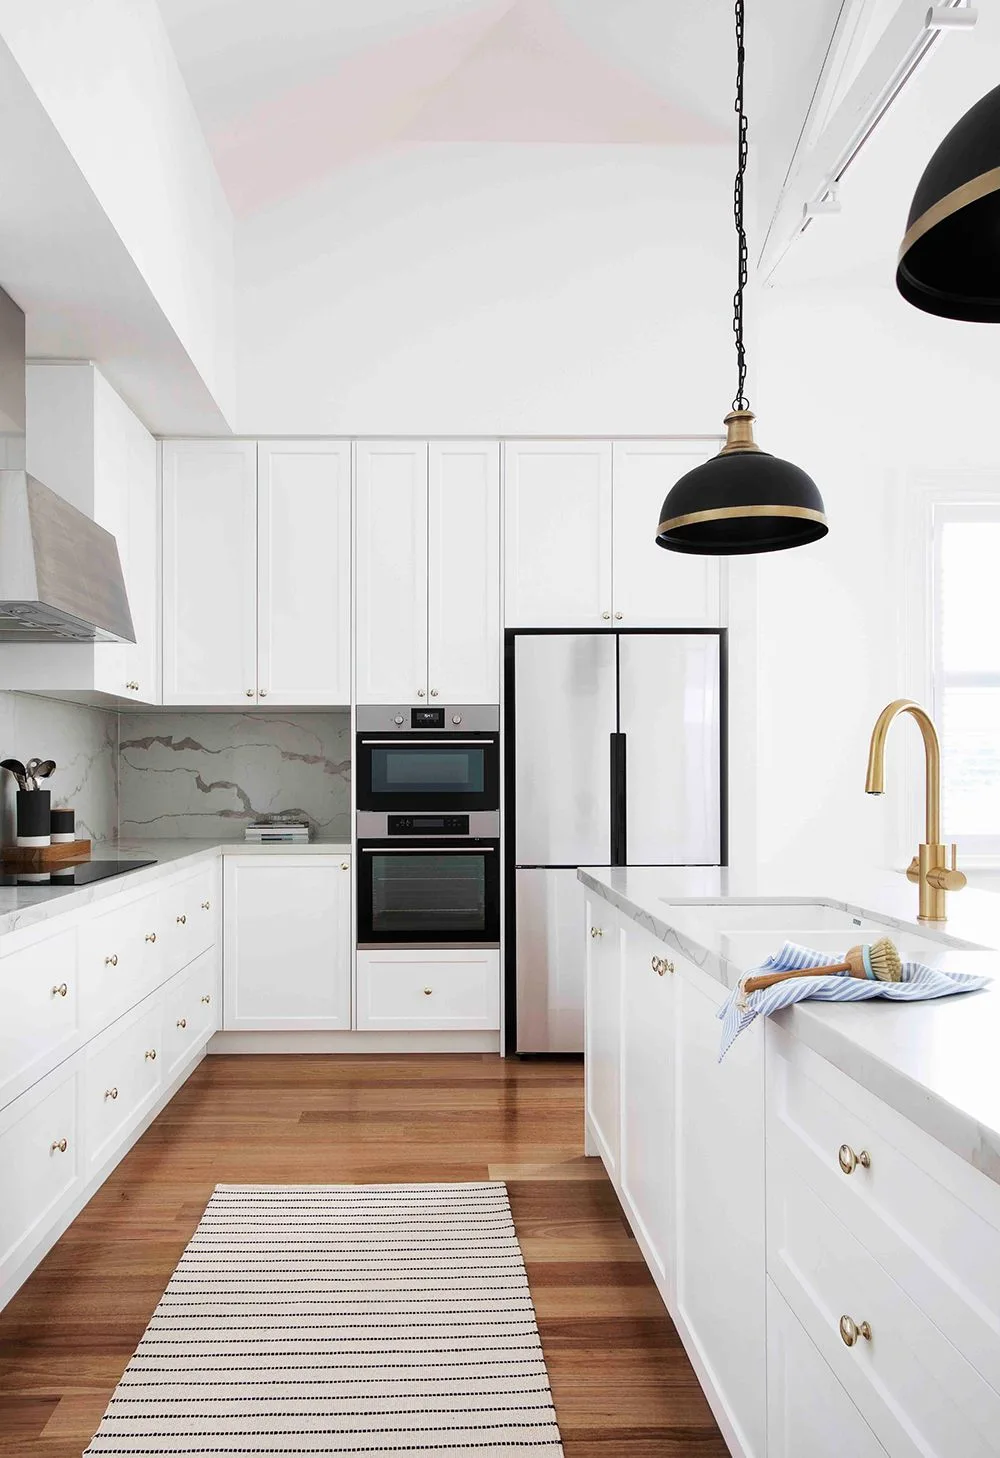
[
  {"x1": 360, "y1": 846, "x2": 496, "y2": 854},
  {"x1": 359, "y1": 739, "x2": 493, "y2": 747}
]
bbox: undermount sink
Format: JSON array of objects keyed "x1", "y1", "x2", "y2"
[{"x1": 657, "y1": 898, "x2": 987, "y2": 952}]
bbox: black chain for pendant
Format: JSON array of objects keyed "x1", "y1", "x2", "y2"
[{"x1": 732, "y1": 0, "x2": 750, "y2": 413}]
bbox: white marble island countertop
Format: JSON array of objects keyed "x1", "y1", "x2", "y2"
[
  {"x1": 578, "y1": 864, "x2": 1000, "y2": 1185},
  {"x1": 0, "y1": 835, "x2": 353, "y2": 939}
]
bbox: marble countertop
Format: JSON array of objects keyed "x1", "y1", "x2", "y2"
[
  {"x1": 578, "y1": 864, "x2": 1000, "y2": 1185},
  {"x1": 0, "y1": 837, "x2": 353, "y2": 939}
]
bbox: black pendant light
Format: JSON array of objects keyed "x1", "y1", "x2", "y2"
[
  {"x1": 897, "y1": 82, "x2": 1000, "y2": 321},
  {"x1": 655, "y1": 0, "x2": 828, "y2": 557}
]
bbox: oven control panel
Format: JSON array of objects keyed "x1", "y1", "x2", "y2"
[{"x1": 388, "y1": 814, "x2": 470, "y2": 836}]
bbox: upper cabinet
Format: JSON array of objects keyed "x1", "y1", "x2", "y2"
[
  {"x1": 504, "y1": 439, "x2": 722, "y2": 628},
  {"x1": 356, "y1": 440, "x2": 500, "y2": 705},
  {"x1": 0, "y1": 364, "x2": 159, "y2": 705},
  {"x1": 162, "y1": 440, "x2": 351, "y2": 706}
]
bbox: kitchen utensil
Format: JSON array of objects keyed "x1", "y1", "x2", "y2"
[
  {"x1": 741, "y1": 937, "x2": 903, "y2": 996},
  {"x1": 33, "y1": 759, "x2": 56, "y2": 786},
  {"x1": 1, "y1": 759, "x2": 28, "y2": 791},
  {"x1": 25, "y1": 758, "x2": 43, "y2": 790}
]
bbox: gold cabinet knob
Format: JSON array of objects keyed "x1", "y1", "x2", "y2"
[
  {"x1": 50, "y1": 1138, "x2": 68, "y2": 1154},
  {"x1": 51, "y1": 982, "x2": 68, "y2": 998},
  {"x1": 839, "y1": 1315, "x2": 872, "y2": 1347},
  {"x1": 340, "y1": 862, "x2": 349, "y2": 871},
  {"x1": 423, "y1": 987, "x2": 433, "y2": 995},
  {"x1": 590, "y1": 926, "x2": 603, "y2": 938},
  {"x1": 601, "y1": 611, "x2": 611, "y2": 620},
  {"x1": 650, "y1": 956, "x2": 674, "y2": 976},
  {"x1": 176, "y1": 1017, "x2": 187, "y2": 1029},
  {"x1": 430, "y1": 688, "x2": 439, "y2": 696},
  {"x1": 614, "y1": 612, "x2": 623, "y2": 620},
  {"x1": 176, "y1": 913, "x2": 187, "y2": 924},
  {"x1": 245, "y1": 688, "x2": 255, "y2": 697},
  {"x1": 145, "y1": 932, "x2": 157, "y2": 944},
  {"x1": 259, "y1": 688, "x2": 267, "y2": 697},
  {"x1": 201, "y1": 900, "x2": 211, "y2": 910},
  {"x1": 417, "y1": 688, "x2": 426, "y2": 697},
  {"x1": 200, "y1": 993, "x2": 211, "y2": 1004},
  {"x1": 145, "y1": 1048, "x2": 157, "y2": 1061},
  {"x1": 104, "y1": 1087, "x2": 118, "y2": 1101},
  {"x1": 105, "y1": 954, "x2": 118, "y2": 967},
  {"x1": 838, "y1": 1144, "x2": 871, "y2": 1175}
]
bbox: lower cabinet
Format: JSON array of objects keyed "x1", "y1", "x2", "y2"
[
  {"x1": 223, "y1": 855, "x2": 352, "y2": 1029},
  {"x1": 83, "y1": 997, "x2": 164, "y2": 1174},
  {"x1": 0, "y1": 1060, "x2": 82, "y2": 1284},
  {"x1": 584, "y1": 896, "x2": 622, "y2": 1177},
  {"x1": 356, "y1": 949, "x2": 499, "y2": 1030}
]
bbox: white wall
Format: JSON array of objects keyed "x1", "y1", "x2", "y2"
[
  {"x1": 0, "y1": 0, "x2": 235, "y2": 424},
  {"x1": 235, "y1": 143, "x2": 732, "y2": 435}
]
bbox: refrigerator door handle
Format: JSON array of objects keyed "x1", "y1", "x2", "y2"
[{"x1": 610, "y1": 732, "x2": 627, "y2": 865}]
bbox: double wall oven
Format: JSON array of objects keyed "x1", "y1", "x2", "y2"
[{"x1": 356, "y1": 706, "x2": 500, "y2": 949}]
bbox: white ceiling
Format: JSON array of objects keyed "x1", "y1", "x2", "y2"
[{"x1": 155, "y1": 0, "x2": 843, "y2": 218}]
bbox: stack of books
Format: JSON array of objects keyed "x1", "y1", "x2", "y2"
[{"x1": 245, "y1": 815, "x2": 311, "y2": 845}]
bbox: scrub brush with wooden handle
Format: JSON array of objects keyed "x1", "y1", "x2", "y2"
[{"x1": 741, "y1": 937, "x2": 902, "y2": 997}]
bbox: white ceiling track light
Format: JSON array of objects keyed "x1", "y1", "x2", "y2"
[{"x1": 760, "y1": 0, "x2": 978, "y2": 281}]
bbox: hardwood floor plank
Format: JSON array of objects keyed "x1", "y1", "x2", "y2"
[{"x1": 0, "y1": 1053, "x2": 726, "y2": 1456}]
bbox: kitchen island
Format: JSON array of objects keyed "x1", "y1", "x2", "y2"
[{"x1": 578, "y1": 864, "x2": 1000, "y2": 1458}]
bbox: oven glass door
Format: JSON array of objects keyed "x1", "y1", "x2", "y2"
[
  {"x1": 357, "y1": 838, "x2": 500, "y2": 946},
  {"x1": 356, "y1": 735, "x2": 499, "y2": 811}
]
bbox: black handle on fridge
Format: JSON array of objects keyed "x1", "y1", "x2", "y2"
[{"x1": 610, "y1": 732, "x2": 627, "y2": 866}]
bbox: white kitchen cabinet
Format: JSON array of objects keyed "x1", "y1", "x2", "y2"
[
  {"x1": 612, "y1": 441, "x2": 722, "y2": 626},
  {"x1": 0, "y1": 927, "x2": 79, "y2": 1112},
  {"x1": 356, "y1": 948, "x2": 499, "y2": 1030},
  {"x1": 427, "y1": 441, "x2": 500, "y2": 703},
  {"x1": 0, "y1": 363, "x2": 159, "y2": 704},
  {"x1": 223, "y1": 855, "x2": 352, "y2": 1029},
  {"x1": 504, "y1": 439, "x2": 722, "y2": 629},
  {"x1": 162, "y1": 440, "x2": 258, "y2": 705},
  {"x1": 619, "y1": 920, "x2": 676, "y2": 1302},
  {"x1": 504, "y1": 441, "x2": 612, "y2": 628},
  {"x1": 355, "y1": 440, "x2": 500, "y2": 705},
  {"x1": 0, "y1": 1060, "x2": 81, "y2": 1281},
  {"x1": 674, "y1": 958, "x2": 765, "y2": 1458},
  {"x1": 257, "y1": 441, "x2": 351, "y2": 704},
  {"x1": 583, "y1": 895, "x2": 621, "y2": 1177}
]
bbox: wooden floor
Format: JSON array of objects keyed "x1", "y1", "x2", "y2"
[{"x1": 0, "y1": 1053, "x2": 728, "y2": 1457}]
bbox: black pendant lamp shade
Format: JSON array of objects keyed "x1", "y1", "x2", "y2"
[
  {"x1": 655, "y1": 0, "x2": 828, "y2": 556},
  {"x1": 897, "y1": 83, "x2": 1000, "y2": 321},
  {"x1": 655, "y1": 411, "x2": 828, "y2": 556}
]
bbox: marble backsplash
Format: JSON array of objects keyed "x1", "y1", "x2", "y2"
[
  {"x1": 0, "y1": 692, "x2": 118, "y2": 845},
  {"x1": 118, "y1": 710, "x2": 351, "y2": 841}
]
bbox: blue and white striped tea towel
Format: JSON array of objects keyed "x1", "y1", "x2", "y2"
[{"x1": 718, "y1": 940, "x2": 990, "y2": 1060}]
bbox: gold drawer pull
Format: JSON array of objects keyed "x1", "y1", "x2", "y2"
[
  {"x1": 590, "y1": 926, "x2": 603, "y2": 938},
  {"x1": 650, "y1": 956, "x2": 674, "y2": 976},
  {"x1": 51, "y1": 982, "x2": 68, "y2": 998},
  {"x1": 176, "y1": 1017, "x2": 187, "y2": 1029},
  {"x1": 104, "y1": 1087, "x2": 118, "y2": 1101},
  {"x1": 105, "y1": 954, "x2": 118, "y2": 967},
  {"x1": 145, "y1": 932, "x2": 157, "y2": 944},
  {"x1": 145, "y1": 1048, "x2": 157, "y2": 1062},
  {"x1": 50, "y1": 1138, "x2": 68, "y2": 1154},
  {"x1": 201, "y1": 900, "x2": 211, "y2": 910},
  {"x1": 200, "y1": 994, "x2": 211, "y2": 1004},
  {"x1": 340, "y1": 862, "x2": 349, "y2": 871},
  {"x1": 176, "y1": 914, "x2": 187, "y2": 925},
  {"x1": 838, "y1": 1144, "x2": 871, "y2": 1175},
  {"x1": 839, "y1": 1315, "x2": 872, "y2": 1347},
  {"x1": 423, "y1": 987, "x2": 433, "y2": 996}
]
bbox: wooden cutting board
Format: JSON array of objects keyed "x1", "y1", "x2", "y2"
[{"x1": 1, "y1": 840, "x2": 92, "y2": 868}]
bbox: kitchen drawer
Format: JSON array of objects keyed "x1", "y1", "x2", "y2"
[
  {"x1": 0, "y1": 1060, "x2": 82, "y2": 1274},
  {"x1": 356, "y1": 949, "x2": 499, "y2": 1029},
  {"x1": 163, "y1": 948, "x2": 219, "y2": 1079},
  {"x1": 767, "y1": 1025, "x2": 1000, "y2": 1393},
  {"x1": 158, "y1": 863, "x2": 218, "y2": 976},
  {"x1": 0, "y1": 927, "x2": 80, "y2": 1110},
  {"x1": 768, "y1": 1159, "x2": 1000, "y2": 1457},
  {"x1": 78, "y1": 892, "x2": 164, "y2": 1029},
  {"x1": 83, "y1": 997, "x2": 164, "y2": 1174},
  {"x1": 767, "y1": 1278, "x2": 887, "y2": 1458}
]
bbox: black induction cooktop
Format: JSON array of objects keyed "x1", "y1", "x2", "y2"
[{"x1": 0, "y1": 858, "x2": 157, "y2": 888}]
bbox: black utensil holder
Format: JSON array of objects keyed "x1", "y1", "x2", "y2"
[{"x1": 16, "y1": 790, "x2": 51, "y2": 846}]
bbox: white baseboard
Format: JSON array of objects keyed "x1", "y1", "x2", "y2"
[{"x1": 208, "y1": 1030, "x2": 501, "y2": 1054}]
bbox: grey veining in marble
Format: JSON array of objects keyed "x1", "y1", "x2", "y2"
[
  {"x1": 578, "y1": 864, "x2": 1000, "y2": 1188},
  {"x1": 0, "y1": 691, "x2": 118, "y2": 845},
  {"x1": 118, "y1": 710, "x2": 350, "y2": 840}
]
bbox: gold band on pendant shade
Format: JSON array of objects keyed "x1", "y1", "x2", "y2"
[
  {"x1": 899, "y1": 165, "x2": 1000, "y2": 261},
  {"x1": 657, "y1": 503, "x2": 828, "y2": 535}
]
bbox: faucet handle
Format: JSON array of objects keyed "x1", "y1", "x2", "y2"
[
  {"x1": 906, "y1": 855, "x2": 920, "y2": 884},
  {"x1": 927, "y1": 844, "x2": 967, "y2": 893}
]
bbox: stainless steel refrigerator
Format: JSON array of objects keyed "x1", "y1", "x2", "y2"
[{"x1": 507, "y1": 630, "x2": 724, "y2": 1053}]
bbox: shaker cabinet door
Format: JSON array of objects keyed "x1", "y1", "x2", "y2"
[
  {"x1": 257, "y1": 441, "x2": 351, "y2": 705},
  {"x1": 355, "y1": 442, "x2": 429, "y2": 704},
  {"x1": 162, "y1": 441, "x2": 258, "y2": 705},
  {"x1": 427, "y1": 441, "x2": 500, "y2": 704}
]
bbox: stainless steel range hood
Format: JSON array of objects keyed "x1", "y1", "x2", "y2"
[{"x1": 0, "y1": 288, "x2": 135, "y2": 644}]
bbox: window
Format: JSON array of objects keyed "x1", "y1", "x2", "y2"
[{"x1": 932, "y1": 503, "x2": 1000, "y2": 856}]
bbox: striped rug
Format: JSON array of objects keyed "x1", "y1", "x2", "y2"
[{"x1": 83, "y1": 1182, "x2": 564, "y2": 1456}]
